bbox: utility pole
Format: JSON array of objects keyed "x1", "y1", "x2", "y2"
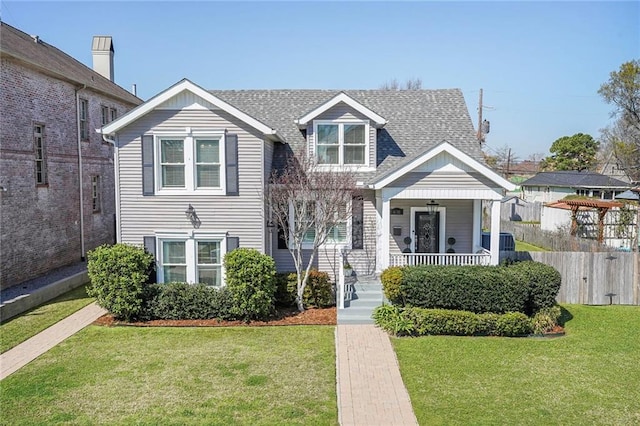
[
  {"x1": 477, "y1": 88, "x2": 484, "y2": 145},
  {"x1": 505, "y1": 148, "x2": 512, "y2": 179}
]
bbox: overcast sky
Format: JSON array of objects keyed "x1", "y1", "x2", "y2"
[{"x1": 2, "y1": 1, "x2": 638, "y2": 159}]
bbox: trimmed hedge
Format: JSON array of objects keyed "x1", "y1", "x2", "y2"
[
  {"x1": 400, "y1": 265, "x2": 529, "y2": 314},
  {"x1": 509, "y1": 261, "x2": 562, "y2": 315},
  {"x1": 373, "y1": 305, "x2": 533, "y2": 337},
  {"x1": 141, "y1": 283, "x2": 235, "y2": 321},
  {"x1": 388, "y1": 261, "x2": 561, "y2": 315}
]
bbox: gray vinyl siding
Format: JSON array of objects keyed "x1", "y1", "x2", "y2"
[
  {"x1": 306, "y1": 104, "x2": 377, "y2": 167},
  {"x1": 389, "y1": 171, "x2": 496, "y2": 191},
  {"x1": 116, "y1": 109, "x2": 265, "y2": 250},
  {"x1": 387, "y1": 199, "x2": 474, "y2": 255},
  {"x1": 271, "y1": 191, "x2": 377, "y2": 278}
]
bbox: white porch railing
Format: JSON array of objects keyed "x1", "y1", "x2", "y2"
[
  {"x1": 390, "y1": 251, "x2": 491, "y2": 267},
  {"x1": 337, "y1": 257, "x2": 345, "y2": 309}
]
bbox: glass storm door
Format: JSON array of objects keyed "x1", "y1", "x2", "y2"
[{"x1": 415, "y1": 212, "x2": 439, "y2": 253}]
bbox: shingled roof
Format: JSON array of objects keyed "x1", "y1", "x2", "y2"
[
  {"x1": 521, "y1": 170, "x2": 630, "y2": 188},
  {"x1": 209, "y1": 89, "x2": 483, "y2": 182},
  {"x1": 0, "y1": 22, "x2": 140, "y2": 105}
]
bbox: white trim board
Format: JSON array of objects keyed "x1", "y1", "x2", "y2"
[
  {"x1": 97, "y1": 79, "x2": 281, "y2": 140},
  {"x1": 295, "y1": 92, "x2": 387, "y2": 128},
  {"x1": 371, "y1": 141, "x2": 516, "y2": 192}
]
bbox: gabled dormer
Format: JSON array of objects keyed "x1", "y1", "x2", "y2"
[{"x1": 294, "y1": 92, "x2": 386, "y2": 171}]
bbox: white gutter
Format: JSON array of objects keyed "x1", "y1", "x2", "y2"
[
  {"x1": 76, "y1": 84, "x2": 87, "y2": 261},
  {"x1": 99, "y1": 131, "x2": 121, "y2": 243}
]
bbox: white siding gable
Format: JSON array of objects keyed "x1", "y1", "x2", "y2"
[{"x1": 156, "y1": 90, "x2": 220, "y2": 110}]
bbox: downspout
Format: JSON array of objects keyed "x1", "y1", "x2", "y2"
[
  {"x1": 101, "y1": 132, "x2": 121, "y2": 243},
  {"x1": 75, "y1": 84, "x2": 87, "y2": 261}
]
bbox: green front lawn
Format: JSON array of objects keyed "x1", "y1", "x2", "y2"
[
  {"x1": 515, "y1": 240, "x2": 548, "y2": 251},
  {"x1": 0, "y1": 285, "x2": 93, "y2": 353},
  {"x1": 393, "y1": 305, "x2": 640, "y2": 425},
  {"x1": 0, "y1": 325, "x2": 337, "y2": 425}
]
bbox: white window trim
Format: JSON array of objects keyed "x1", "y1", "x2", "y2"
[
  {"x1": 153, "y1": 129, "x2": 226, "y2": 195},
  {"x1": 289, "y1": 200, "x2": 353, "y2": 250},
  {"x1": 409, "y1": 206, "x2": 446, "y2": 254},
  {"x1": 156, "y1": 231, "x2": 228, "y2": 286},
  {"x1": 312, "y1": 119, "x2": 373, "y2": 170}
]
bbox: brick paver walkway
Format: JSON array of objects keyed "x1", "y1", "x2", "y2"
[
  {"x1": 336, "y1": 324, "x2": 418, "y2": 426},
  {"x1": 0, "y1": 302, "x2": 106, "y2": 380}
]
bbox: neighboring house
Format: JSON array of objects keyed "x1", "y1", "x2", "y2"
[
  {"x1": 99, "y1": 79, "x2": 515, "y2": 287},
  {"x1": 597, "y1": 151, "x2": 633, "y2": 184},
  {"x1": 0, "y1": 22, "x2": 141, "y2": 290},
  {"x1": 506, "y1": 160, "x2": 540, "y2": 185},
  {"x1": 520, "y1": 171, "x2": 630, "y2": 203}
]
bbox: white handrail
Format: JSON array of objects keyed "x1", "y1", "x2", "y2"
[{"x1": 338, "y1": 251, "x2": 345, "y2": 309}]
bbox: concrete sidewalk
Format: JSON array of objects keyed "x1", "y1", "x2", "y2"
[
  {"x1": 0, "y1": 302, "x2": 106, "y2": 380},
  {"x1": 336, "y1": 324, "x2": 418, "y2": 426}
]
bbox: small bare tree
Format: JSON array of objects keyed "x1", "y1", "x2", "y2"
[
  {"x1": 266, "y1": 149, "x2": 359, "y2": 311},
  {"x1": 379, "y1": 78, "x2": 422, "y2": 90}
]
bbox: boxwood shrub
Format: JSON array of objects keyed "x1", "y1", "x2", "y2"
[
  {"x1": 400, "y1": 265, "x2": 529, "y2": 314},
  {"x1": 141, "y1": 283, "x2": 235, "y2": 321},
  {"x1": 373, "y1": 305, "x2": 533, "y2": 337},
  {"x1": 381, "y1": 266, "x2": 404, "y2": 304},
  {"x1": 285, "y1": 270, "x2": 334, "y2": 308},
  {"x1": 508, "y1": 261, "x2": 562, "y2": 314},
  {"x1": 87, "y1": 243, "x2": 155, "y2": 321},
  {"x1": 224, "y1": 248, "x2": 277, "y2": 320}
]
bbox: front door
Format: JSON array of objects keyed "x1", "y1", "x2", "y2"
[{"x1": 415, "y1": 212, "x2": 439, "y2": 253}]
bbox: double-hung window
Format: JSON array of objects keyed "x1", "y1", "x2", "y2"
[
  {"x1": 293, "y1": 200, "x2": 350, "y2": 248},
  {"x1": 155, "y1": 133, "x2": 224, "y2": 193},
  {"x1": 158, "y1": 236, "x2": 224, "y2": 287},
  {"x1": 160, "y1": 139, "x2": 186, "y2": 188},
  {"x1": 315, "y1": 121, "x2": 368, "y2": 166},
  {"x1": 79, "y1": 99, "x2": 89, "y2": 141},
  {"x1": 34, "y1": 124, "x2": 47, "y2": 185}
]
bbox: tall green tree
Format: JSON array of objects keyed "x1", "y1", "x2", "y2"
[{"x1": 541, "y1": 133, "x2": 599, "y2": 171}]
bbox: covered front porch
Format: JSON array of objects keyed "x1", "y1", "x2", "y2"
[
  {"x1": 376, "y1": 197, "x2": 500, "y2": 270},
  {"x1": 369, "y1": 142, "x2": 515, "y2": 272}
]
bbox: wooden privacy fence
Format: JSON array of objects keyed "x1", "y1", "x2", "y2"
[
  {"x1": 501, "y1": 201, "x2": 541, "y2": 223},
  {"x1": 502, "y1": 251, "x2": 640, "y2": 305},
  {"x1": 501, "y1": 221, "x2": 613, "y2": 252}
]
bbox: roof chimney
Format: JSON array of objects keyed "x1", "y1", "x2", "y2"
[{"x1": 92, "y1": 36, "x2": 114, "y2": 82}]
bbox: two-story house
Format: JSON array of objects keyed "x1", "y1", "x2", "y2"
[
  {"x1": 0, "y1": 22, "x2": 141, "y2": 289},
  {"x1": 99, "y1": 79, "x2": 515, "y2": 289}
]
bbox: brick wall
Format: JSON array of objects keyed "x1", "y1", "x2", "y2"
[{"x1": 0, "y1": 57, "x2": 137, "y2": 289}]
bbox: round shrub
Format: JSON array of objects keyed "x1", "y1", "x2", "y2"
[
  {"x1": 223, "y1": 248, "x2": 276, "y2": 320},
  {"x1": 286, "y1": 270, "x2": 334, "y2": 308},
  {"x1": 381, "y1": 266, "x2": 404, "y2": 304},
  {"x1": 87, "y1": 243, "x2": 154, "y2": 321}
]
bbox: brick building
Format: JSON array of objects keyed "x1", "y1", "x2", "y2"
[{"x1": 0, "y1": 22, "x2": 141, "y2": 289}]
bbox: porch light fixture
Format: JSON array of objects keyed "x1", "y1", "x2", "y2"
[
  {"x1": 426, "y1": 200, "x2": 439, "y2": 215},
  {"x1": 185, "y1": 204, "x2": 201, "y2": 228}
]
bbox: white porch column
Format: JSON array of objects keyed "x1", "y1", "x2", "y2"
[
  {"x1": 375, "y1": 192, "x2": 390, "y2": 272},
  {"x1": 490, "y1": 200, "x2": 501, "y2": 265},
  {"x1": 472, "y1": 199, "x2": 482, "y2": 250}
]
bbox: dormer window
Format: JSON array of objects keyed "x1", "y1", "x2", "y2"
[{"x1": 315, "y1": 121, "x2": 368, "y2": 166}]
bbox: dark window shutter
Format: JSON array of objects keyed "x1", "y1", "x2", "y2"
[
  {"x1": 277, "y1": 222, "x2": 289, "y2": 249},
  {"x1": 143, "y1": 236, "x2": 157, "y2": 283},
  {"x1": 143, "y1": 236, "x2": 156, "y2": 256},
  {"x1": 225, "y1": 134, "x2": 239, "y2": 195},
  {"x1": 227, "y1": 236, "x2": 240, "y2": 252},
  {"x1": 352, "y1": 195, "x2": 364, "y2": 249},
  {"x1": 141, "y1": 135, "x2": 154, "y2": 195}
]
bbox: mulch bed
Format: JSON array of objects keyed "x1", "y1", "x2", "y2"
[{"x1": 93, "y1": 307, "x2": 336, "y2": 327}]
